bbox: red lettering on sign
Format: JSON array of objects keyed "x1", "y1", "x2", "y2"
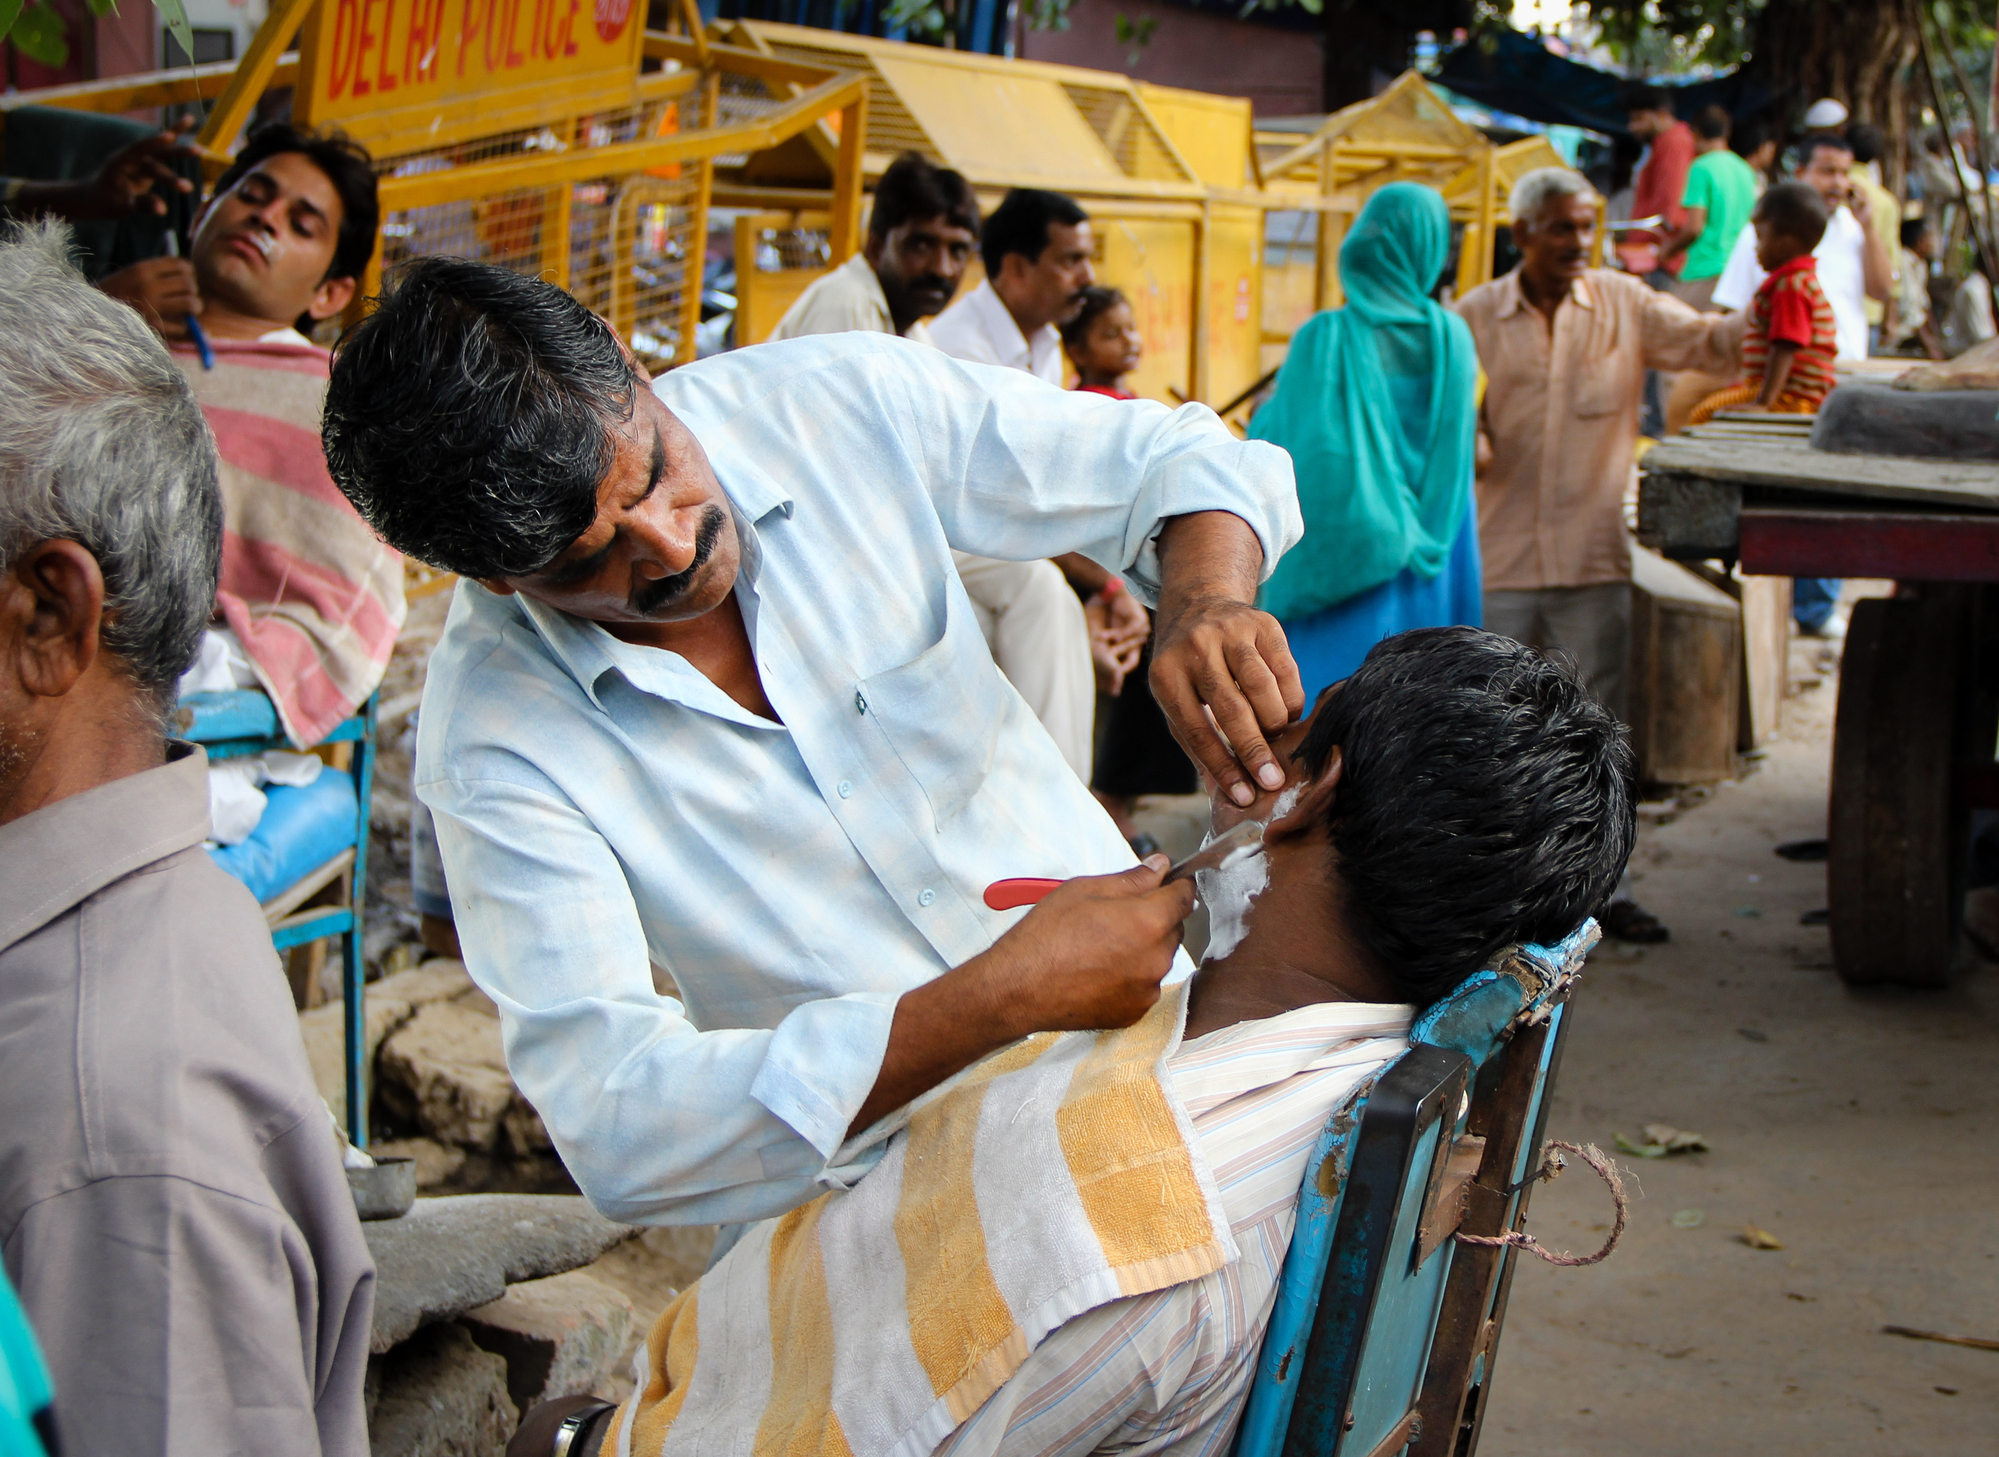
[
  {"x1": 459, "y1": 0, "x2": 486, "y2": 77},
  {"x1": 483, "y1": 0, "x2": 506, "y2": 71},
  {"x1": 353, "y1": 0, "x2": 380, "y2": 95},
  {"x1": 374, "y1": 0, "x2": 399, "y2": 91},
  {"x1": 593, "y1": 0, "x2": 630, "y2": 46},
  {"x1": 328, "y1": 0, "x2": 359, "y2": 97},
  {"x1": 560, "y1": 0, "x2": 578, "y2": 55},
  {"x1": 503, "y1": 0, "x2": 525, "y2": 67},
  {"x1": 529, "y1": 0, "x2": 546, "y2": 58},
  {"x1": 403, "y1": 0, "x2": 436, "y2": 84}
]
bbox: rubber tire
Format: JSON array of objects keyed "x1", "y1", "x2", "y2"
[{"x1": 1829, "y1": 590, "x2": 1979, "y2": 987}]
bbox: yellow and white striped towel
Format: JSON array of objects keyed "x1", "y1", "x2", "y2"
[{"x1": 611, "y1": 985, "x2": 1237, "y2": 1457}]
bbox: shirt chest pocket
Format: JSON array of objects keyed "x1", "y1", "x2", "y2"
[
  {"x1": 855, "y1": 583, "x2": 1009, "y2": 829},
  {"x1": 1568, "y1": 315, "x2": 1626, "y2": 418}
]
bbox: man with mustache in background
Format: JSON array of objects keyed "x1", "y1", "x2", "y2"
[
  {"x1": 769, "y1": 150, "x2": 979, "y2": 343},
  {"x1": 1457, "y1": 166, "x2": 1743, "y2": 946}
]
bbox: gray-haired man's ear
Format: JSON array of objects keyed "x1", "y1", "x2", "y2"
[{"x1": 7, "y1": 540, "x2": 108, "y2": 701}]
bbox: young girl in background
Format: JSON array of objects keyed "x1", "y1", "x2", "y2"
[{"x1": 1061, "y1": 286, "x2": 1143, "y2": 398}]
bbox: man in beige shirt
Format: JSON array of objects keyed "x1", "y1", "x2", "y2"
[
  {"x1": 1457, "y1": 167, "x2": 1743, "y2": 942},
  {"x1": 0, "y1": 221, "x2": 373, "y2": 1454}
]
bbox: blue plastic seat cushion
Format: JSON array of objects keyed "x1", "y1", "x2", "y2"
[{"x1": 209, "y1": 768, "x2": 359, "y2": 905}]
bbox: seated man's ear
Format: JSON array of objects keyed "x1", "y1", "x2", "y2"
[
  {"x1": 6, "y1": 540, "x2": 107, "y2": 700},
  {"x1": 1265, "y1": 747, "x2": 1341, "y2": 845},
  {"x1": 305, "y1": 273, "x2": 358, "y2": 323}
]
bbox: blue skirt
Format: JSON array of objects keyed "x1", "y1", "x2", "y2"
[{"x1": 1280, "y1": 502, "x2": 1484, "y2": 703}]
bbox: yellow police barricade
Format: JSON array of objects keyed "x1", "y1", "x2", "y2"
[{"x1": 708, "y1": 19, "x2": 1269, "y2": 416}]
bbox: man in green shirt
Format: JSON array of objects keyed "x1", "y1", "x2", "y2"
[{"x1": 1665, "y1": 105, "x2": 1760, "y2": 309}]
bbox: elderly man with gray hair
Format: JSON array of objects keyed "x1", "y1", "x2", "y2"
[
  {"x1": 1456, "y1": 167, "x2": 1744, "y2": 944},
  {"x1": 0, "y1": 222, "x2": 373, "y2": 1455}
]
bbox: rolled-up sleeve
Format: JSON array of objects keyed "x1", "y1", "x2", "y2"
[
  {"x1": 883, "y1": 349, "x2": 1303, "y2": 607},
  {"x1": 1640, "y1": 286, "x2": 1749, "y2": 375},
  {"x1": 427, "y1": 766, "x2": 900, "y2": 1226}
]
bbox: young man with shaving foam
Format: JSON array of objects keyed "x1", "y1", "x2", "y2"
[{"x1": 526, "y1": 627, "x2": 1634, "y2": 1457}]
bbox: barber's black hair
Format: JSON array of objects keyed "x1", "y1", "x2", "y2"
[
  {"x1": 1797, "y1": 132, "x2": 1855, "y2": 168},
  {"x1": 870, "y1": 151, "x2": 981, "y2": 241},
  {"x1": 213, "y1": 123, "x2": 379, "y2": 286},
  {"x1": 1059, "y1": 284, "x2": 1129, "y2": 353},
  {"x1": 980, "y1": 188, "x2": 1088, "y2": 280},
  {"x1": 1625, "y1": 82, "x2": 1672, "y2": 115},
  {"x1": 1292, "y1": 627, "x2": 1634, "y2": 1006},
  {"x1": 322, "y1": 257, "x2": 638, "y2": 579},
  {"x1": 1753, "y1": 180, "x2": 1830, "y2": 251},
  {"x1": 1846, "y1": 120, "x2": 1885, "y2": 165},
  {"x1": 1901, "y1": 215, "x2": 1930, "y2": 248},
  {"x1": 1692, "y1": 104, "x2": 1732, "y2": 142}
]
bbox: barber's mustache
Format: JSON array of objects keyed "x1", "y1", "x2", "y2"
[{"x1": 631, "y1": 506, "x2": 724, "y2": 617}]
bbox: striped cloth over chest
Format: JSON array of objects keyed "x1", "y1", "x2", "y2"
[{"x1": 612, "y1": 992, "x2": 1414, "y2": 1457}]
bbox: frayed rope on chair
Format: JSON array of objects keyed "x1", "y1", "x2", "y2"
[{"x1": 1453, "y1": 1141, "x2": 1627, "y2": 1267}]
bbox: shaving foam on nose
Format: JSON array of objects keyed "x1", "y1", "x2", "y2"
[{"x1": 1194, "y1": 783, "x2": 1301, "y2": 963}]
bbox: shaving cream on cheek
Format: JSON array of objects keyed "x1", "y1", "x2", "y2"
[{"x1": 1194, "y1": 784, "x2": 1302, "y2": 963}]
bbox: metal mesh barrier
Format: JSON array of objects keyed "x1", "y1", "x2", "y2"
[{"x1": 371, "y1": 96, "x2": 705, "y2": 371}]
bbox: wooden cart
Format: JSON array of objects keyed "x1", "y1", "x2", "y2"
[{"x1": 1638, "y1": 409, "x2": 1999, "y2": 988}]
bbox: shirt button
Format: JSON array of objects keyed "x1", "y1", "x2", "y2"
[
  {"x1": 855, "y1": 692, "x2": 868, "y2": 714},
  {"x1": 918, "y1": 888, "x2": 936, "y2": 906},
  {"x1": 837, "y1": 780, "x2": 853, "y2": 799}
]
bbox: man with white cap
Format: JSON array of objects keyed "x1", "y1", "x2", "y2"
[{"x1": 1803, "y1": 97, "x2": 1850, "y2": 132}]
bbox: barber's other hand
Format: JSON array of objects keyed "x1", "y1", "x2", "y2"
[
  {"x1": 61, "y1": 124, "x2": 199, "y2": 221},
  {"x1": 976, "y1": 858, "x2": 1192, "y2": 1033},
  {"x1": 1151, "y1": 593, "x2": 1303, "y2": 806},
  {"x1": 99, "y1": 258, "x2": 201, "y2": 339}
]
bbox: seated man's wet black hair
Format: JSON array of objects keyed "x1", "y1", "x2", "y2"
[
  {"x1": 321, "y1": 257, "x2": 639, "y2": 580},
  {"x1": 1293, "y1": 627, "x2": 1635, "y2": 1006}
]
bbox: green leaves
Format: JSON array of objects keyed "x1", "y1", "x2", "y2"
[
  {"x1": 154, "y1": 0, "x2": 196, "y2": 74},
  {"x1": 7, "y1": 1, "x2": 70, "y2": 66},
  {"x1": 1112, "y1": 11, "x2": 1156, "y2": 65}
]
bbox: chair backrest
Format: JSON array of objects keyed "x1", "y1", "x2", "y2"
[{"x1": 1230, "y1": 921, "x2": 1597, "y2": 1457}]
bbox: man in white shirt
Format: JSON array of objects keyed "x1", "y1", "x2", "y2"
[
  {"x1": 321, "y1": 258, "x2": 1307, "y2": 1235},
  {"x1": 1712, "y1": 133, "x2": 1892, "y2": 362},
  {"x1": 767, "y1": 150, "x2": 978, "y2": 345},
  {"x1": 929, "y1": 189, "x2": 1111, "y2": 777},
  {"x1": 555, "y1": 627, "x2": 1635, "y2": 1457},
  {"x1": 929, "y1": 188, "x2": 1095, "y2": 380}
]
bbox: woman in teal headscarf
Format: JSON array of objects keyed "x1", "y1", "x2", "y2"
[{"x1": 1251, "y1": 181, "x2": 1481, "y2": 700}]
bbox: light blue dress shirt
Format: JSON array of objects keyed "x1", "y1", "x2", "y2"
[{"x1": 416, "y1": 333, "x2": 1301, "y2": 1228}]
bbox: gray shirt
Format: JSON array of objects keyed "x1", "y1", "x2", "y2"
[{"x1": 0, "y1": 743, "x2": 373, "y2": 1455}]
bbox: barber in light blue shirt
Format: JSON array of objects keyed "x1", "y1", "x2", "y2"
[{"x1": 322, "y1": 260, "x2": 1303, "y2": 1230}]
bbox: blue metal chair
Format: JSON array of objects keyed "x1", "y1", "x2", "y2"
[
  {"x1": 174, "y1": 689, "x2": 379, "y2": 1148},
  {"x1": 1232, "y1": 922, "x2": 1599, "y2": 1457}
]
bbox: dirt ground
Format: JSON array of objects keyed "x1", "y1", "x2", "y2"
[{"x1": 1480, "y1": 634, "x2": 1999, "y2": 1454}]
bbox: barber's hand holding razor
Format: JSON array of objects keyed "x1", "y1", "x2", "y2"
[
  {"x1": 846, "y1": 860, "x2": 1194, "y2": 1138},
  {"x1": 1149, "y1": 510, "x2": 1305, "y2": 808}
]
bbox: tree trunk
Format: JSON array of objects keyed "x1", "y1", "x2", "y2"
[{"x1": 1743, "y1": 0, "x2": 1921, "y2": 191}]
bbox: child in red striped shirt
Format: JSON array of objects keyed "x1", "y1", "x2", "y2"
[{"x1": 1691, "y1": 182, "x2": 1839, "y2": 423}]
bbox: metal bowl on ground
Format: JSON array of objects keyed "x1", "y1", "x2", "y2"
[{"x1": 347, "y1": 1156, "x2": 417, "y2": 1221}]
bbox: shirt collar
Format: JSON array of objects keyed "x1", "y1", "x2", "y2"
[
  {"x1": 839, "y1": 251, "x2": 894, "y2": 331},
  {"x1": 0, "y1": 741, "x2": 211, "y2": 953},
  {"x1": 965, "y1": 279, "x2": 1036, "y2": 369},
  {"x1": 1494, "y1": 267, "x2": 1595, "y2": 319},
  {"x1": 501, "y1": 488, "x2": 780, "y2": 729},
  {"x1": 1765, "y1": 253, "x2": 1818, "y2": 282}
]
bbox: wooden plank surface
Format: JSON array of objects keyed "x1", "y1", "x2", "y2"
[{"x1": 1641, "y1": 437, "x2": 1999, "y2": 511}]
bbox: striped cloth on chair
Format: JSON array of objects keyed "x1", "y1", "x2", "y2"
[
  {"x1": 171, "y1": 339, "x2": 404, "y2": 747},
  {"x1": 611, "y1": 986, "x2": 1238, "y2": 1457}
]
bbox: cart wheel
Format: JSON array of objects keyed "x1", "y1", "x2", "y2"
[{"x1": 1829, "y1": 590, "x2": 1978, "y2": 987}]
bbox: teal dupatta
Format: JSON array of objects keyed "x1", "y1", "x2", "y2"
[{"x1": 1251, "y1": 182, "x2": 1479, "y2": 623}]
